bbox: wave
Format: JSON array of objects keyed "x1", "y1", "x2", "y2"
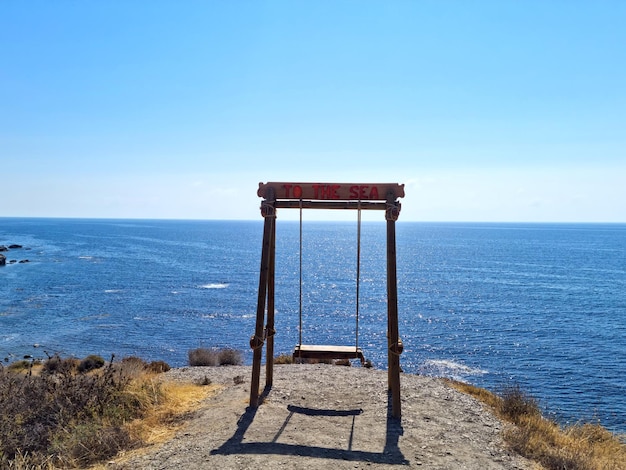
[
  {"x1": 418, "y1": 359, "x2": 487, "y2": 380},
  {"x1": 79, "y1": 313, "x2": 111, "y2": 321},
  {"x1": 200, "y1": 283, "x2": 229, "y2": 289},
  {"x1": 79, "y1": 256, "x2": 101, "y2": 263},
  {"x1": 2, "y1": 333, "x2": 20, "y2": 342}
]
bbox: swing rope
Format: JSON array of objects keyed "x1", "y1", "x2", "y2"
[
  {"x1": 298, "y1": 197, "x2": 303, "y2": 348},
  {"x1": 296, "y1": 200, "x2": 362, "y2": 351},
  {"x1": 355, "y1": 200, "x2": 361, "y2": 350}
]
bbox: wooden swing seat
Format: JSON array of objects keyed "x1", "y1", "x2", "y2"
[{"x1": 293, "y1": 344, "x2": 364, "y2": 364}]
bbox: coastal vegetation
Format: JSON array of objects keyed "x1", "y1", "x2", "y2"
[
  {"x1": 274, "y1": 353, "x2": 295, "y2": 364},
  {"x1": 447, "y1": 380, "x2": 626, "y2": 470},
  {"x1": 0, "y1": 353, "x2": 206, "y2": 469},
  {"x1": 1, "y1": 350, "x2": 623, "y2": 469},
  {"x1": 187, "y1": 347, "x2": 243, "y2": 366}
]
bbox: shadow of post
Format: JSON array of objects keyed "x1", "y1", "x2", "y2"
[
  {"x1": 383, "y1": 389, "x2": 405, "y2": 462},
  {"x1": 211, "y1": 389, "x2": 408, "y2": 465}
]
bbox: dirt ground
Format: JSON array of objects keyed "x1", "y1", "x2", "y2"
[{"x1": 109, "y1": 364, "x2": 535, "y2": 470}]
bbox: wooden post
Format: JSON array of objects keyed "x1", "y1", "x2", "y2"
[
  {"x1": 250, "y1": 197, "x2": 275, "y2": 407},
  {"x1": 386, "y1": 195, "x2": 402, "y2": 419},
  {"x1": 265, "y1": 216, "x2": 277, "y2": 388}
]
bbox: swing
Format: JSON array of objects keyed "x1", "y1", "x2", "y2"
[
  {"x1": 250, "y1": 182, "x2": 404, "y2": 416},
  {"x1": 292, "y1": 200, "x2": 365, "y2": 364}
]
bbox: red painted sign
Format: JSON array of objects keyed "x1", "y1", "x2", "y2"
[{"x1": 257, "y1": 182, "x2": 405, "y2": 201}]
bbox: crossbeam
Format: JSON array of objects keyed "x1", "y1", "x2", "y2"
[
  {"x1": 258, "y1": 182, "x2": 405, "y2": 201},
  {"x1": 275, "y1": 200, "x2": 388, "y2": 211}
]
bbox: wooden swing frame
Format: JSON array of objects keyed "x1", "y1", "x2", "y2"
[{"x1": 249, "y1": 182, "x2": 405, "y2": 418}]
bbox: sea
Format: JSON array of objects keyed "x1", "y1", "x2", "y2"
[{"x1": 1, "y1": 218, "x2": 624, "y2": 434}]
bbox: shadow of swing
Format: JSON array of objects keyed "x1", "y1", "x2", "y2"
[{"x1": 211, "y1": 389, "x2": 408, "y2": 465}]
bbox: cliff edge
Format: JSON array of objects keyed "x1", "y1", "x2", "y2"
[{"x1": 109, "y1": 364, "x2": 533, "y2": 470}]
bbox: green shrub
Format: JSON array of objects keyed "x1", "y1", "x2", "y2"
[
  {"x1": 188, "y1": 348, "x2": 242, "y2": 367},
  {"x1": 117, "y1": 356, "x2": 170, "y2": 375},
  {"x1": 116, "y1": 356, "x2": 149, "y2": 378},
  {"x1": 147, "y1": 360, "x2": 171, "y2": 373},
  {"x1": 43, "y1": 355, "x2": 79, "y2": 374},
  {"x1": 77, "y1": 355, "x2": 105, "y2": 373},
  {"x1": 188, "y1": 348, "x2": 218, "y2": 366},
  {"x1": 217, "y1": 348, "x2": 243, "y2": 366},
  {"x1": 120, "y1": 356, "x2": 147, "y2": 367},
  {"x1": 7, "y1": 359, "x2": 31, "y2": 372},
  {"x1": 274, "y1": 353, "x2": 294, "y2": 364}
]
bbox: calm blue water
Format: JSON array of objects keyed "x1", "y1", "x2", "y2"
[{"x1": 1, "y1": 218, "x2": 625, "y2": 433}]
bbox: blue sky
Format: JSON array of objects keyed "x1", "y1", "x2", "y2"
[{"x1": 2, "y1": 1, "x2": 624, "y2": 221}]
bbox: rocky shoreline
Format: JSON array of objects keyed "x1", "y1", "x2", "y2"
[{"x1": 0, "y1": 243, "x2": 30, "y2": 265}]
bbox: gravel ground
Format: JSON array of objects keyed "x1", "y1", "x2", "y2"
[{"x1": 109, "y1": 364, "x2": 534, "y2": 470}]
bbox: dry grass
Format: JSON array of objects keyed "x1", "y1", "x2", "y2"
[
  {"x1": 446, "y1": 380, "x2": 626, "y2": 470},
  {"x1": 0, "y1": 355, "x2": 187, "y2": 469},
  {"x1": 6, "y1": 359, "x2": 32, "y2": 372},
  {"x1": 92, "y1": 379, "x2": 220, "y2": 470},
  {"x1": 125, "y1": 380, "x2": 219, "y2": 447},
  {"x1": 1, "y1": 356, "x2": 140, "y2": 468}
]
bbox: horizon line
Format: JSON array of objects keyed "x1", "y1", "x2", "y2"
[{"x1": 1, "y1": 216, "x2": 625, "y2": 225}]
